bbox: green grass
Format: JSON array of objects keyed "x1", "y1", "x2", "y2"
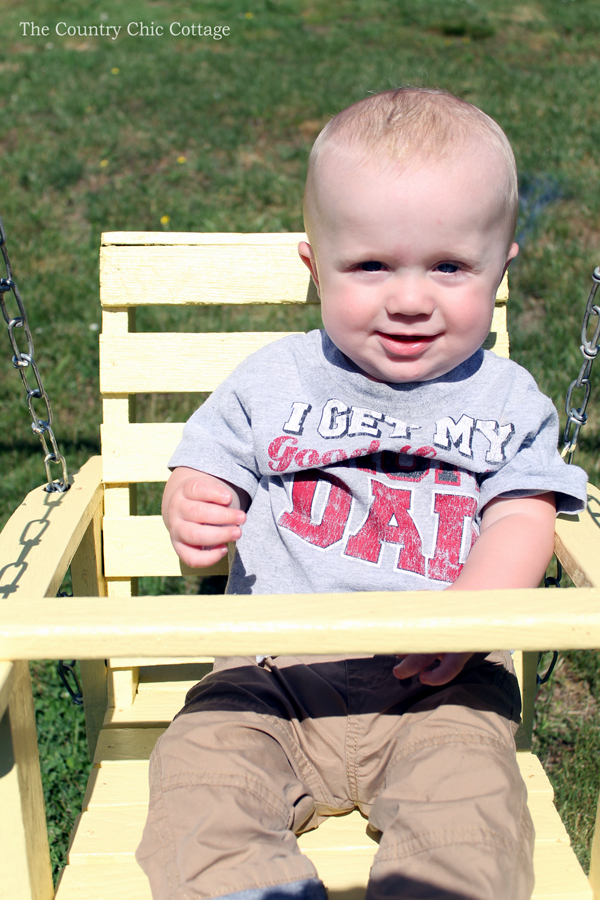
[
  {"x1": 533, "y1": 650, "x2": 600, "y2": 872},
  {"x1": 0, "y1": 0, "x2": 599, "y2": 881},
  {"x1": 29, "y1": 661, "x2": 91, "y2": 880}
]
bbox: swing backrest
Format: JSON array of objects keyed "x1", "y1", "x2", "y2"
[{"x1": 97, "y1": 231, "x2": 510, "y2": 709}]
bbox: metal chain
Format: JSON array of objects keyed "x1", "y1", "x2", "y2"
[
  {"x1": 545, "y1": 266, "x2": 600, "y2": 589},
  {"x1": 0, "y1": 214, "x2": 69, "y2": 492},
  {"x1": 542, "y1": 266, "x2": 600, "y2": 684},
  {"x1": 57, "y1": 660, "x2": 84, "y2": 706},
  {"x1": 561, "y1": 266, "x2": 600, "y2": 464}
]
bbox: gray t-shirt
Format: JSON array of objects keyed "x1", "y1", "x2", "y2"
[{"x1": 170, "y1": 330, "x2": 587, "y2": 595}]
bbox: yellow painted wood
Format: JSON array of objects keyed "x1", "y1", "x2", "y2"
[
  {"x1": 101, "y1": 303, "x2": 137, "y2": 713},
  {"x1": 67, "y1": 805, "x2": 148, "y2": 864},
  {"x1": 54, "y1": 860, "x2": 151, "y2": 900},
  {"x1": 61, "y1": 716, "x2": 584, "y2": 898},
  {"x1": 102, "y1": 397, "x2": 132, "y2": 428},
  {"x1": 105, "y1": 561, "x2": 138, "y2": 709},
  {"x1": 80, "y1": 748, "x2": 554, "y2": 814},
  {"x1": 3, "y1": 589, "x2": 600, "y2": 661},
  {"x1": 103, "y1": 231, "x2": 312, "y2": 245},
  {"x1": 527, "y1": 793, "x2": 571, "y2": 843},
  {"x1": 486, "y1": 301, "x2": 509, "y2": 356},
  {"x1": 72, "y1": 503, "x2": 108, "y2": 761},
  {"x1": 69, "y1": 797, "x2": 573, "y2": 864},
  {"x1": 101, "y1": 423, "x2": 182, "y2": 483},
  {"x1": 298, "y1": 813, "x2": 376, "y2": 853},
  {"x1": 555, "y1": 483, "x2": 600, "y2": 588},
  {"x1": 103, "y1": 688, "x2": 191, "y2": 727},
  {"x1": 99, "y1": 331, "x2": 300, "y2": 393},
  {"x1": 108, "y1": 668, "x2": 139, "y2": 709},
  {"x1": 517, "y1": 751, "x2": 555, "y2": 795},
  {"x1": 589, "y1": 791, "x2": 600, "y2": 898},
  {"x1": 496, "y1": 271, "x2": 509, "y2": 301},
  {"x1": 63, "y1": 787, "x2": 590, "y2": 896},
  {"x1": 103, "y1": 514, "x2": 228, "y2": 577},
  {"x1": 53, "y1": 861, "x2": 593, "y2": 900},
  {"x1": 52, "y1": 850, "x2": 593, "y2": 900},
  {"x1": 93, "y1": 728, "x2": 166, "y2": 763},
  {"x1": 103, "y1": 485, "x2": 133, "y2": 517},
  {"x1": 302, "y1": 826, "x2": 383, "y2": 897},
  {"x1": 4, "y1": 231, "x2": 598, "y2": 900},
  {"x1": 82, "y1": 762, "x2": 150, "y2": 811},
  {"x1": 100, "y1": 237, "x2": 318, "y2": 308},
  {"x1": 0, "y1": 704, "x2": 38, "y2": 900},
  {"x1": 106, "y1": 578, "x2": 136, "y2": 598},
  {"x1": 513, "y1": 650, "x2": 538, "y2": 745},
  {"x1": 100, "y1": 308, "x2": 131, "y2": 338},
  {"x1": 99, "y1": 320, "x2": 508, "y2": 487},
  {"x1": 532, "y1": 843, "x2": 593, "y2": 899},
  {"x1": 110, "y1": 657, "x2": 213, "y2": 669},
  {"x1": 0, "y1": 456, "x2": 103, "y2": 601},
  {"x1": 98, "y1": 234, "x2": 506, "y2": 309},
  {"x1": 101, "y1": 459, "x2": 139, "y2": 705},
  {"x1": 2, "y1": 660, "x2": 54, "y2": 900},
  {"x1": 482, "y1": 329, "x2": 509, "y2": 357},
  {"x1": 99, "y1": 323, "x2": 508, "y2": 397},
  {"x1": 80, "y1": 745, "x2": 553, "y2": 813},
  {"x1": 137, "y1": 661, "x2": 213, "y2": 684},
  {"x1": 102, "y1": 514, "x2": 176, "y2": 578},
  {"x1": 79, "y1": 750, "x2": 557, "y2": 817}
]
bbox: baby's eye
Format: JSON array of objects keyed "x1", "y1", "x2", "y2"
[
  {"x1": 435, "y1": 262, "x2": 461, "y2": 274},
  {"x1": 359, "y1": 260, "x2": 385, "y2": 272}
]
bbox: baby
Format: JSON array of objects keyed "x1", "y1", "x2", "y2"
[{"x1": 137, "y1": 88, "x2": 587, "y2": 900}]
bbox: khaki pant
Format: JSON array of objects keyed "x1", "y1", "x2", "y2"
[{"x1": 137, "y1": 653, "x2": 534, "y2": 900}]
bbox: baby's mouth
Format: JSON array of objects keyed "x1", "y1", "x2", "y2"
[
  {"x1": 377, "y1": 331, "x2": 438, "y2": 345},
  {"x1": 384, "y1": 333, "x2": 436, "y2": 342}
]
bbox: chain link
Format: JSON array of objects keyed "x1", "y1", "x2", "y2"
[
  {"x1": 542, "y1": 266, "x2": 599, "y2": 686},
  {"x1": 0, "y1": 214, "x2": 69, "y2": 492},
  {"x1": 561, "y1": 266, "x2": 600, "y2": 465}
]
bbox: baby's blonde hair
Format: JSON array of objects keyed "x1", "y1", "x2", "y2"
[{"x1": 304, "y1": 87, "x2": 518, "y2": 239}]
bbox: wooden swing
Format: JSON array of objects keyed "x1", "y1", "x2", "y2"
[{"x1": 1, "y1": 231, "x2": 600, "y2": 900}]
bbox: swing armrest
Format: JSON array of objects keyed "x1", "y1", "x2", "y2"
[
  {"x1": 554, "y1": 483, "x2": 600, "y2": 587},
  {"x1": 0, "y1": 456, "x2": 103, "y2": 602},
  {"x1": 0, "y1": 460, "x2": 103, "y2": 900}
]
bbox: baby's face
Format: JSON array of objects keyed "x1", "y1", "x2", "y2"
[{"x1": 299, "y1": 144, "x2": 518, "y2": 383}]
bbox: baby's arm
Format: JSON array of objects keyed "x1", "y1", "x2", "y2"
[
  {"x1": 162, "y1": 466, "x2": 249, "y2": 568},
  {"x1": 393, "y1": 492, "x2": 556, "y2": 686}
]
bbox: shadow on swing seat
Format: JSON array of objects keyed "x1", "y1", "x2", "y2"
[{"x1": 1, "y1": 232, "x2": 600, "y2": 900}]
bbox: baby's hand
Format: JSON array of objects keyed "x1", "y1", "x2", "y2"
[
  {"x1": 162, "y1": 467, "x2": 247, "y2": 568},
  {"x1": 392, "y1": 653, "x2": 473, "y2": 686}
]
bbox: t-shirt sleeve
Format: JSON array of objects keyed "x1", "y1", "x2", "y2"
[
  {"x1": 478, "y1": 389, "x2": 588, "y2": 515},
  {"x1": 168, "y1": 371, "x2": 261, "y2": 500}
]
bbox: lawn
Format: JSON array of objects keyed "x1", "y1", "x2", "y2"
[{"x1": 0, "y1": 0, "x2": 599, "y2": 882}]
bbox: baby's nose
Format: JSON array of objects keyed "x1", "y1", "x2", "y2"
[{"x1": 385, "y1": 275, "x2": 435, "y2": 316}]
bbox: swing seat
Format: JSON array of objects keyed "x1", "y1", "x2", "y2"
[{"x1": 1, "y1": 232, "x2": 600, "y2": 900}]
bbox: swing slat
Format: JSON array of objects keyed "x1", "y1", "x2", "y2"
[
  {"x1": 99, "y1": 331, "x2": 301, "y2": 394},
  {"x1": 554, "y1": 483, "x2": 600, "y2": 586},
  {"x1": 2, "y1": 589, "x2": 600, "y2": 660}
]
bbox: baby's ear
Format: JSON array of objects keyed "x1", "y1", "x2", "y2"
[
  {"x1": 504, "y1": 242, "x2": 519, "y2": 272},
  {"x1": 298, "y1": 241, "x2": 320, "y2": 294}
]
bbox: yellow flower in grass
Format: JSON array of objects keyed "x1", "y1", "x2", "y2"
[
  {"x1": 111, "y1": 67, "x2": 120, "y2": 74},
  {"x1": 100, "y1": 159, "x2": 109, "y2": 168},
  {"x1": 160, "y1": 215, "x2": 170, "y2": 225},
  {"x1": 177, "y1": 156, "x2": 187, "y2": 164}
]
